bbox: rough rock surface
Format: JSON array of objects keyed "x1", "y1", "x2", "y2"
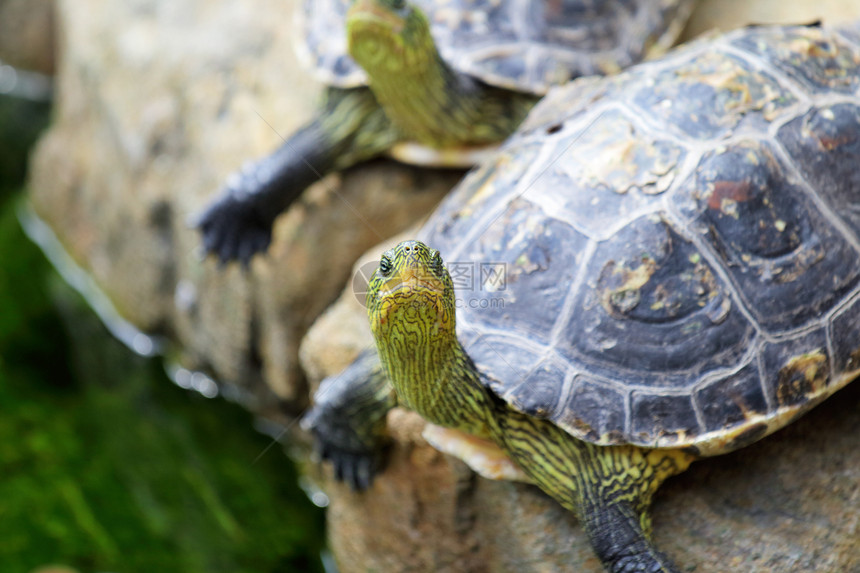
[
  {"x1": 28, "y1": 0, "x2": 458, "y2": 411},
  {"x1": 302, "y1": 242, "x2": 860, "y2": 572},
  {"x1": 0, "y1": 0, "x2": 55, "y2": 74}
]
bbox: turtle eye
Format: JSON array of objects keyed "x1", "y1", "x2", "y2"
[{"x1": 379, "y1": 255, "x2": 393, "y2": 276}]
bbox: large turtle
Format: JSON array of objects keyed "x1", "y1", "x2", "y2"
[
  {"x1": 304, "y1": 23, "x2": 860, "y2": 572},
  {"x1": 194, "y1": 0, "x2": 694, "y2": 264}
]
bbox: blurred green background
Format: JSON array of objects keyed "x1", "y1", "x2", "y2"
[{"x1": 0, "y1": 78, "x2": 326, "y2": 573}]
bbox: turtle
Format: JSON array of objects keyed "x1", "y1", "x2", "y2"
[
  {"x1": 193, "y1": 0, "x2": 695, "y2": 265},
  {"x1": 303, "y1": 22, "x2": 860, "y2": 572}
]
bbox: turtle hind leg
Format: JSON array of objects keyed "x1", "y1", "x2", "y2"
[
  {"x1": 193, "y1": 86, "x2": 399, "y2": 265},
  {"x1": 575, "y1": 445, "x2": 694, "y2": 573},
  {"x1": 491, "y1": 409, "x2": 693, "y2": 573},
  {"x1": 581, "y1": 497, "x2": 679, "y2": 573}
]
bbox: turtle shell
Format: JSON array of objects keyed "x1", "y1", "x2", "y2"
[
  {"x1": 295, "y1": 0, "x2": 694, "y2": 94},
  {"x1": 416, "y1": 24, "x2": 860, "y2": 456}
]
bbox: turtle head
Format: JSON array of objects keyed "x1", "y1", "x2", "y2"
[
  {"x1": 346, "y1": 0, "x2": 436, "y2": 74},
  {"x1": 366, "y1": 240, "x2": 456, "y2": 344}
]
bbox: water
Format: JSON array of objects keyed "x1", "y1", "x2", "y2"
[{"x1": 0, "y1": 80, "x2": 327, "y2": 573}]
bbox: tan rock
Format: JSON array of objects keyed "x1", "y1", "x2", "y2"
[
  {"x1": 0, "y1": 0, "x2": 55, "y2": 74},
  {"x1": 682, "y1": 0, "x2": 860, "y2": 40},
  {"x1": 28, "y1": 0, "x2": 458, "y2": 411}
]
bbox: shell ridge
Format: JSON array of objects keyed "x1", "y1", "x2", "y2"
[
  {"x1": 681, "y1": 365, "x2": 860, "y2": 456},
  {"x1": 548, "y1": 239, "x2": 597, "y2": 345},
  {"x1": 656, "y1": 208, "x2": 767, "y2": 337},
  {"x1": 753, "y1": 349, "x2": 774, "y2": 415},
  {"x1": 717, "y1": 41, "x2": 814, "y2": 106},
  {"x1": 769, "y1": 109, "x2": 860, "y2": 256}
]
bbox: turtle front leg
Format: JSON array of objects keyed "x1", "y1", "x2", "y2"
[
  {"x1": 302, "y1": 349, "x2": 397, "y2": 490},
  {"x1": 193, "y1": 86, "x2": 398, "y2": 265}
]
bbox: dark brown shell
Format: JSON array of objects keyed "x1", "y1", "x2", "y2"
[
  {"x1": 418, "y1": 24, "x2": 860, "y2": 456},
  {"x1": 296, "y1": 0, "x2": 694, "y2": 93}
]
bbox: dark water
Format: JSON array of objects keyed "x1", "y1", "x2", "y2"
[{"x1": 0, "y1": 90, "x2": 326, "y2": 573}]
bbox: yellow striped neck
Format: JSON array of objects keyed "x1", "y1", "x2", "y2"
[
  {"x1": 368, "y1": 242, "x2": 491, "y2": 436},
  {"x1": 347, "y1": 1, "x2": 520, "y2": 147},
  {"x1": 378, "y1": 331, "x2": 492, "y2": 438}
]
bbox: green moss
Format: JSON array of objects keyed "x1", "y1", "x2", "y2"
[
  {"x1": 0, "y1": 194, "x2": 325, "y2": 569},
  {"x1": 0, "y1": 194, "x2": 327, "y2": 572},
  {"x1": 0, "y1": 94, "x2": 51, "y2": 194}
]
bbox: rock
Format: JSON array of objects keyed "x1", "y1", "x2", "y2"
[
  {"x1": 301, "y1": 241, "x2": 860, "y2": 572},
  {"x1": 682, "y1": 0, "x2": 860, "y2": 40},
  {"x1": 28, "y1": 0, "x2": 458, "y2": 412},
  {"x1": 0, "y1": 0, "x2": 55, "y2": 74}
]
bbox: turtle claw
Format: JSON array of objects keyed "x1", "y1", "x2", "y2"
[
  {"x1": 304, "y1": 401, "x2": 389, "y2": 492},
  {"x1": 329, "y1": 448, "x2": 379, "y2": 491},
  {"x1": 312, "y1": 431, "x2": 385, "y2": 492}
]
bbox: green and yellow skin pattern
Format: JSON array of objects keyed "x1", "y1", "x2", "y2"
[
  {"x1": 314, "y1": 240, "x2": 695, "y2": 573},
  {"x1": 195, "y1": 0, "x2": 534, "y2": 265}
]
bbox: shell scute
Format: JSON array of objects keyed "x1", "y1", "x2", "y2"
[
  {"x1": 775, "y1": 351, "x2": 829, "y2": 408},
  {"x1": 629, "y1": 392, "x2": 698, "y2": 446},
  {"x1": 454, "y1": 199, "x2": 588, "y2": 346},
  {"x1": 559, "y1": 215, "x2": 753, "y2": 383},
  {"x1": 466, "y1": 334, "x2": 541, "y2": 397},
  {"x1": 674, "y1": 139, "x2": 860, "y2": 332},
  {"x1": 630, "y1": 50, "x2": 798, "y2": 140},
  {"x1": 731, "y1": 26, "x2": 860, "y2": 95},
  {"x1": 522, "y1": 108, "x2": 684, "y2": 241},
  {"x1": 761, "y1": 328, "x2": 830, "y2": 408},
  {"x1": 558, "y1": 374, "x2": 627, "y2": 445},
  {"x1": 777, "y1": 104, "x2": 860, "y2": 240},
  {"x1": 694, "y1": 362, "x2": 767, "y2": 434},
  {"x1": 828, "y1": 292, "x2": 860, "y2": 374},
  {"x1": 506, "y1": 359, "x2": 568, "y2": 420}
]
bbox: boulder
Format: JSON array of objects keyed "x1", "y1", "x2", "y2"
[{"x1": 28, "y1": 0, "x2": 458, "y2": 412}]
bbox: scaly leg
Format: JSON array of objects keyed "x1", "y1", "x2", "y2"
[
  {"x1": 492, "y1": 407, "x2": 694, "y2": 573},
  {"x1": 194, "y1": 87, "x2": 399, "y2": 265}
]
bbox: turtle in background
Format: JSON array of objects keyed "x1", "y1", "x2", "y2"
[
  {"x1": 305, "y1": 23, "x2": 860, "y2": 572},
  {"x1": 194, "y1": 0, "x2": 694, "y2": 265}
]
